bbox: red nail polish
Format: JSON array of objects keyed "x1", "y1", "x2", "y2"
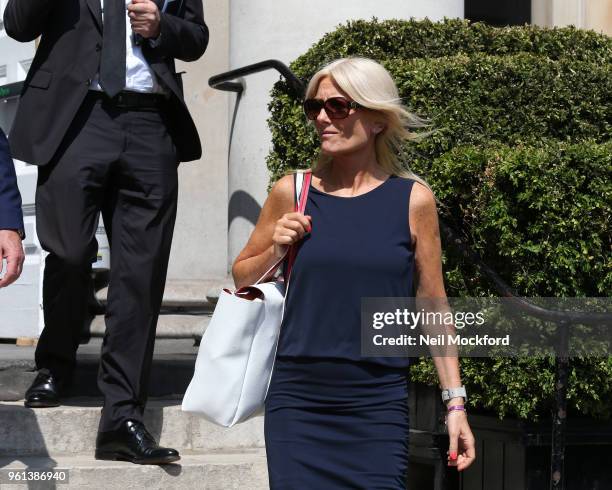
[{"x1": 450, "y1": 451, "x2": 457, "y2": 460}]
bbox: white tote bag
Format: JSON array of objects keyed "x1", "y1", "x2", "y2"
[{"x1": 181, "y1": 171, "x2": 311, "y2": 427}]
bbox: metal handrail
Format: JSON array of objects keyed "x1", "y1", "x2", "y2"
[
  {"x1": 208, "y1": 59, "x2": 304, "y2": 96},
  {"x1": 439, "y1": 221, "x2": 610, "y2": 324},
  {"x1": 209, "y1": 60, "x2": 612, "y2": 490}
]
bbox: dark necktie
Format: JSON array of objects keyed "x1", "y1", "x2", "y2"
[{"x1": 99, "y1": 0, "x2": 126, "y2": 97}]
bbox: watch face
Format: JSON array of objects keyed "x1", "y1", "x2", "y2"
[{"x1": 442, "y1": 387, "x2": 467, "y2": 401}]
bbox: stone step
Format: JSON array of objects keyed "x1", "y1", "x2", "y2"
[
  {"x1": 89, "y1": 314, "x2": 211, "y2": 339},
  {"x1": 0, "y1": 450, "x2": 269, "y2": 489},
  {"x1": 0, "y1": 400, "x2": 265, "y2": 456},
  {"x1": 0, "y1": 339, "x2": 201, "y2": 401},
  {"x1": 95, "y1": 279, "x2": 234, "y2": 310},
  {"x1": 66, "y1": 356, "x2": 197, "y2": 398},
  {"x1": 0, "y1": 317, "x2": 209, "y2": 401}
]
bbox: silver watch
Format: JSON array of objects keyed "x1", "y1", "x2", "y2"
[{"x1": 441, "y1": 386, "x2": 467, "y2": 404}]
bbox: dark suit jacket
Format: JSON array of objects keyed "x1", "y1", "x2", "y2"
[
  {"x1": 0, "y1": 129, "x2": 24, "y2": 231},
  {"x1": 4, "y1": 0, "x2": 209, "y2": 165}
]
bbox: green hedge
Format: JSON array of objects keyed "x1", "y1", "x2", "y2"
[
  {"x1": 411, "y1": 141, "x2": 612, "y2": 420},
  {"x1": 266, "y1": 19, "x2": 612, "y2": 420},
  {"x1": 287, "y1": 18, "x2": 611, "y2": 72},
  {"x1": 430, "y1": 141, "x2": 610, "y2": 297},
  {"x1": 389, "y1": 53, "x2": 610, "y2": 156},
  {"x1": 409, "y1": 354, "x2": 612, "y2": 420}
]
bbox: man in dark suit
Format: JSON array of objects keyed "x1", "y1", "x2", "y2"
[
  {"x1": 0, "y1": 129, "x2": 25, "y2": 288},
  {"x1": 4, "y1": 0, "x2": 208, "y2": 464}
]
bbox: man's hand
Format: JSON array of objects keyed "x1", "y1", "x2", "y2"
[
  {"x1": 0, "y1": 230, "x2": 25, "y2": 288},
  {"x1": 128, "y1": 0, "x2": 161, "y2": 39}
]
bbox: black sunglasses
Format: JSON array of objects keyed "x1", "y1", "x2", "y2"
[{"x1": 303, "y1": 97, "x2": 361, "y2": 120}]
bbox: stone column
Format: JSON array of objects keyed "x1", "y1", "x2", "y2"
[
  {"x1": 532, "y1": 0, "x2": 612, "y2": 34},
  {"x1": 585, "y1": 0, "x2": 612, "y2": 34},
  {"x1": 167, "y1": 0, "x2": 231, "y2": 280}
]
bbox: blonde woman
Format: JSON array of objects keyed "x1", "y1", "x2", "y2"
[{"x1": 233, "y1": 57, "x2": 475, "y2": 488}]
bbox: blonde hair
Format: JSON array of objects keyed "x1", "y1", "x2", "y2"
[{"x1": 304, "y1": 57, "x2": 430, "y2": 189}]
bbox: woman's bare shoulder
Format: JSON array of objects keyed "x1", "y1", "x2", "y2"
[
  {"x1": 410, "y1": 181, "x2": 437, "y2": 215},
  {"x1": 267, "y1": 173, "x2": 296, "y2": 211}
]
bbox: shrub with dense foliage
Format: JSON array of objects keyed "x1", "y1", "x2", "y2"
[{"x1": 266, "y1": 18, "x2": 612, "y2": 420}]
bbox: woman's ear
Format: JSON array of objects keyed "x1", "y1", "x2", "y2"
[{"x1": 372, "y1": 123, "x2": 386, "y2": 135}]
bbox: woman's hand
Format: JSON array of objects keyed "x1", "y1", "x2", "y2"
[
  {"x1": 446, "y1": 411, "x2": 476, "y2": 471},
  {"x1": 233, "y1": 175, "x2": 302, "y2": 288},
  {"x1": 272, "y1": 212, "x2": 312, "y2": 258}
]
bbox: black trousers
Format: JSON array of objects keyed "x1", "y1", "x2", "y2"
[{"x1": 34, "y1": 93, "x2": 179, "y2": 431}]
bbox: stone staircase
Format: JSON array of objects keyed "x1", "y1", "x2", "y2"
[
  {"x1": 0, "y1": 277, "x2": 270, "y2": 488},
  {"x1": 0, "y1": 400, "x2": 268, "y2": 489}
]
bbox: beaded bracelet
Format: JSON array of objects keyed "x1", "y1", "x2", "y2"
[{"x1": 444, "y1": 405, "x2": 466, "y2": 426}]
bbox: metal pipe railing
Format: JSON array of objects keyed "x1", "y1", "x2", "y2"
[
  {"x1": 439, "y1": 221, "x2": 610, "y2": 325},
  {"x1": 208, "y1": 59, "x2": 304, "y2": 95}
]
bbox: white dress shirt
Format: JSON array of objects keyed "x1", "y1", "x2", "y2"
[{"x1": 89, "y1": 0, "x2": 167, "y2": 94}]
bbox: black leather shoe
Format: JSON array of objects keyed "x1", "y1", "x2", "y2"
[
  {"x1": 24, "y1": 369, "x2": 62, "y2": 408},
  {"x1": 95, "y1": 420, "x2": 180, "y2": 465}
]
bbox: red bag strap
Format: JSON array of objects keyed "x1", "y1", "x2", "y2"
[
  {"x1": 253, "y1": 170, "x2": 311, "y2": 285},
  {"x1": 285, "y1": 171, "x2": 312, "y2": 282}
]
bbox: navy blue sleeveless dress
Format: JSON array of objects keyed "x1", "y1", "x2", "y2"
[{"x1": 264, "y1": 175, "x2": 416, "y2": 489}]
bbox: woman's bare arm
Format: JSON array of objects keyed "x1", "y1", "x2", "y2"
[
  {"x1": 410, "y1": 181, "x2": 475, "y2": 471},
  {"x1": 411, "y1": 183, "x2": 462, "y2": 390}
]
